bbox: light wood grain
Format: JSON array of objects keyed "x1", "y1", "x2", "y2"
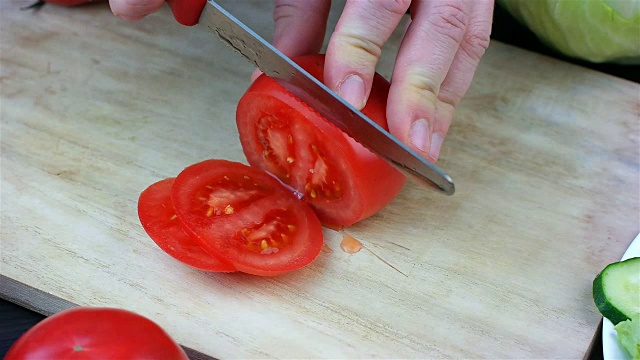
[
  {"x1": 0, "y1": 276, "x2": 215, "y2": 360},
  {"x1": 1, "y1": 1, "x2": 639, "y2": 358}
]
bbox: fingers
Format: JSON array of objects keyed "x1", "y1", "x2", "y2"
[
  {"x1": 109, "y1": 0, "x2": 164, "y2": 21},
  {"x1": 387, "y1": 0, "x2": 492, "y2": 162},
  {"x1": 252, "y1": 0, "x2": 330, "y2": 81},
  {"x1": 325, "y1": 0, "x2": 411, "y2": 109},
  {"x1": 438, "y1": 0, "x2": 493, "y2": 108},
  {"x1": 272, "y1": 0, "x2": 332, "y2": 58}
]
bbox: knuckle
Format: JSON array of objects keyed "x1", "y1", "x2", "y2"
[
  {"x1": 379, "y1": 0, "x2": 412, "y2": 16},
  {"x1": 404, "y1": 70, "x2": 440, "y2": 100},
  {"x1": 272, "y1": 2, "x2": 297, "y2": 23},
  {"x1": 463, "y1": 32, "x2": 491, "y2": 61},
  {"x1": 333, "y1": 32, "x2": 383, "y2": 62},
  {"x1": 427, "y1": 3, "x2": 468, "y2": 44}
]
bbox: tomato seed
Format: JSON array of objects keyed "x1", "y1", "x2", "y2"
[
  {"x1": 224, "y1": 205, "x2": 234, "y2": 214},
  {"x1": 286, "y1": 156, "x2": 294, "y2": 163},
  {"x1": 206, "y1": 206, "x2": 215, "y2": 217},
  {"x1": 261, "y1": 239, "x2": 268, "y2": 250},
  {"x1": 310, "y1": 190, "x2": 317, "y2": 198}
]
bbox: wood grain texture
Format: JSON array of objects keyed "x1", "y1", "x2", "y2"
[
  {"x1": 1, "y1": 0, "x2": 639, "y2": 358},
  {"x1": 0, "y1": 276, "x2": 215, "y2": 360}
]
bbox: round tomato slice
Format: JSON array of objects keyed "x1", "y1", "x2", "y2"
[
  {"x1": 171, "y1": 159, "x2": 323, "y2": 276},
  {"x1": 5, "y1": 307, "x2": 189, "y2": 360},
  {"x1": 236, "y1": 54, "x2": 407, "y2": 227},
  {"x1": 138, "y1": 177, "x2": 235, "y2": 272}
]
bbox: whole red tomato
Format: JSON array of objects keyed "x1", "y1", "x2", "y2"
[{"x1": 5, "y1": 307, "x2": 189, "y2": 360}]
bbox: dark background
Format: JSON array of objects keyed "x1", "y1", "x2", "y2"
[{"x1": 1, "y1": 3, "x2": 636, "y2": 358}]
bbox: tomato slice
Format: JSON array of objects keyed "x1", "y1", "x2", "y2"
[
  {"x1": 171, "y1": 159, "x2": 323, "y2": 276},
  {"x1": 138, "y1": 177, "x2": 235, "y2": 272},
  {"x1": 236, "y1": 54, "x2": 407, "y2": 227}
]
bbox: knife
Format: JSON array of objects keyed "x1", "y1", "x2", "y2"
[{"x1": 167, "y1": 0, "x2": 455, "y2": 195}]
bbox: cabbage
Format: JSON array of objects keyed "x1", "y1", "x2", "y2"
[
  {"x1": 615, "y1": 314, "x2": 640, "y2": 359},
  {"x1": 497, "y1": 0, "x2": 640, "y2": 64}
]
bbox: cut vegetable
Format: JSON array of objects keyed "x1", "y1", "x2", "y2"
[
  {"x1": 171, "y1": 159, "x2": 324, "y2": 276},
  {"x1": 236, "y1": 54, "x2": 406, "y2": 227},
  {"x1": 615, "y1": 314, "x2": 640, "y2": 359},
  {"x1": 593, "y1": 257, "x2": 640, "y2": 325},
  {"x1": 138, "y1": 178, "x2": 236, "y2": 272}
]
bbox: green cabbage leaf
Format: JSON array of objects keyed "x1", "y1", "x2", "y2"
[{"x1": 497, "y1": 0, "x2": 640, "y2": 63}]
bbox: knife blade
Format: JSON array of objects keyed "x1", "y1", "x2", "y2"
[{"x1": 199, "y1": 0, "x2": 455, "y2": 195}]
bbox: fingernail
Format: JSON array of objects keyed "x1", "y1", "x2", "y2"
[
  {"x1": 429, "y1": 132, "x2": 443, "y2": 160},
  {"x1": 338, "y1": 75, "x2": 365, "y2": 109},
  {"x1": 410, "y1": 119, "x2": 431, "y2": 153}
]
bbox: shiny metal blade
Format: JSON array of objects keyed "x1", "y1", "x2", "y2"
[{"x1": 199, "y1": 0, "x2": 455, "y2": 195}]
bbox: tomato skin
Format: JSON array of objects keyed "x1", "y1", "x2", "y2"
[
  {"x1": 236, "y1": 54, "x2": 407, "y2": 227},
  {"x1": 5, "y1": 307, "x2": 189, "y2": 360},
  {"x1": 138, "y1": 177, "x2": 236, "y2": 272},
  {"x1": 171, "y1": 159, "x2": 324, "y2": 276}
]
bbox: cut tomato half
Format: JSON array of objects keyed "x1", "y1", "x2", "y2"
[
  {"x1": 171, "y1": 159, "x2": 323, "y2": 276},
  {"x1": 236, "y1": 54, "x2": 407, "y2": 227},
  {"x1": 138, "y1": 177, "x2": 235, "y2": 272}
]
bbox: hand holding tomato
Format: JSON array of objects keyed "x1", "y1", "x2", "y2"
[{"x1": 109, "y1": 0, "x2": 494, "y2": 162}]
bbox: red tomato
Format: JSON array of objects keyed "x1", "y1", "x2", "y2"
[
  {"x1": 236, "y1": 54, "x2": 407, "y2": 227},
  {"x1": 171, "y1": 159, "x2": 323, "y2": 276},
  {"x1": 138, "y1": 177, "x2": 236, "y2": 272},
  {"x1": 5, "y1": 307, "x2": 189, "y2": 360}
]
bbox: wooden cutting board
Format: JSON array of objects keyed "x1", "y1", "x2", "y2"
[{"x1": 1, "y1": 0, "x2": 638, "y2": 358}]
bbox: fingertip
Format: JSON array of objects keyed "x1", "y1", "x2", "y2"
[
  {"x1": 118, "y1": 14, "x2": 144, "y2": 22},
  {"x1": 109, "y1": 0, "x2": 164, "y2": 21},
  {"x1": 429, "y1": 132, "x2": 444, "y2": 161},
  {"x1": 250, "y1": 68, "x2": 263, "y2": 82},
  {"x1": 336, "y1": 74, "x2": 366, "y2": 110},
  {"x1": 409, "y1": 118, "x2": 431, "y2": 154}
]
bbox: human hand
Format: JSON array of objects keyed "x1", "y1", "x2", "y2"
[
  {"x1": 272, "y1": 0, "x2": 494, "y2": 162},
  {"x1": 108, "y1": 0, "x2": 494, "y2": 162}
]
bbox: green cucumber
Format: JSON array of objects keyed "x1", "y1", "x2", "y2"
[{"x1": 593, "y1": 257, "x2": 640, "y2": 325}]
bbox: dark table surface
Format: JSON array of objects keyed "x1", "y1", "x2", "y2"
[{"x1": 1, "y1": 3, "x2": 635, "y2": 358}]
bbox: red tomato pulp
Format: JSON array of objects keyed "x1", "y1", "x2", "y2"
[
  {"x1": 171, "y1": 159, "x2": 324, "y2": 276},
  {"x1": 236, "y1": 54, "x2": 407, "y2": 227},
  {"x1": 138, "y1": 177, "x2": 236, "y2": 272}
]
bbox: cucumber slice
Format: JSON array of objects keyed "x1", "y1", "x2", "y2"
[{"x1": 593, "y1": 257, "x2": 640, "y2": 325}]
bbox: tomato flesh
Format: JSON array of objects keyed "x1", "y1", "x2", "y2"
[
  {"x1": 237, "y1": 54, "x2": 407, "y2": 227},
  {"x1": 171, "y1": 159, "x2": 323, "y2": 276},
  {"x1": 137, "y1": 178, "x2": 235, "y2": 272}
]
